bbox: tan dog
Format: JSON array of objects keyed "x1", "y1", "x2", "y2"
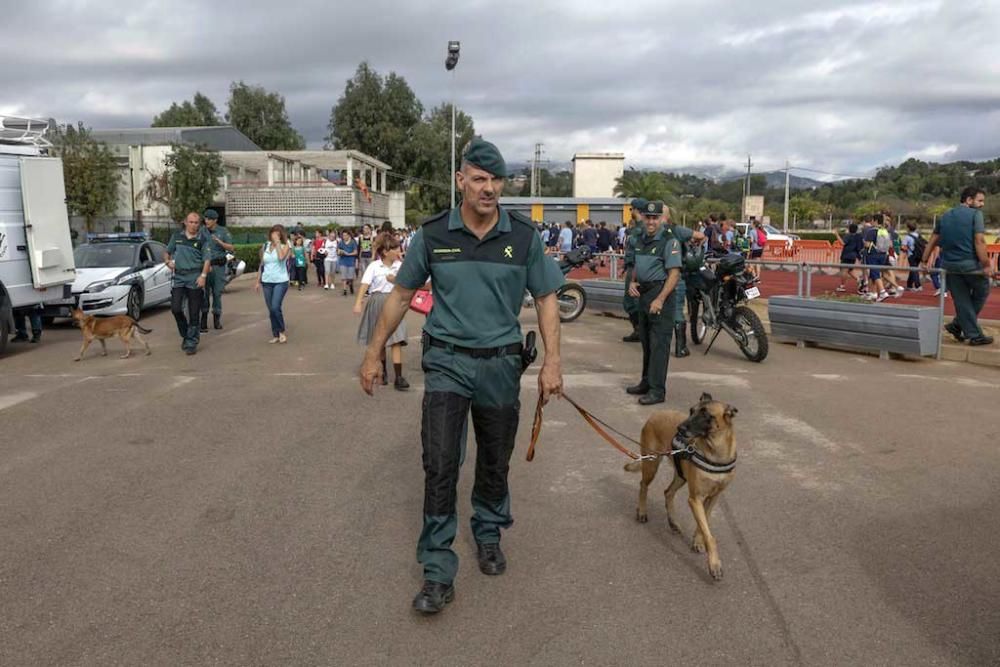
[
  {"x1": 624, "y1": 392, "x2": 738, "y2": 580},
  {"x1": 71, "y1": 309, "x2": 152, "y2": 361}
]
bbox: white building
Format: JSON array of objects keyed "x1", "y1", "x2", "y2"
[{"x1": 572, "y1": 153, "x2": 625, "y2": 198}]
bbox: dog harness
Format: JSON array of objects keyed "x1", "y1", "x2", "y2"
[{"x1": 670, "y1": 435, "x2": 737, "y2": 481}]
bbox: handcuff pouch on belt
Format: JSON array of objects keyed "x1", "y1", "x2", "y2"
[{"x1": 521, "y1": 330, "x2": 538, "y2": 373}]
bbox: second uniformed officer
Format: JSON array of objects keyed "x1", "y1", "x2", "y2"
[
  {"x1": 359, "y1": 138, "x2": 565, "y2": 615},
  {"x1": 201, "y1": 208, "x2": 234, "y2": 331},
  {"x1": 164, "y1": 212, "x2": 212, "y2": 355},
  {"x1": 624, "y1": 200, "x2": 682, "y2": 405},
  {"x1": 661, "y1": 206, "x2": 706, "y2": 357},
  {"x1": 621, "y1": 197, "x2": 647, "y2": 343}
]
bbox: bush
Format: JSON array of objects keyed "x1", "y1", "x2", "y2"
[{"x1": 232, "y1": 243, "x2": 264, "y2": 273}]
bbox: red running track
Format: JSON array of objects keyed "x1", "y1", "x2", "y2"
[{"x1": 567, "y1": 262, "x2": 1000, "y2": 320}]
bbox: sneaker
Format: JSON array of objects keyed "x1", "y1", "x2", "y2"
[
  {"x1": 394, "y1": 376, "x2": 410, "y2": 391},
  {"x1": 835, "y1": 285, "x2": 847, "y2": 293},
  {"x1": 323, "y1": 285, "x2": 329, "y2": 290},
  {"x1": 933, "y1": 289, "x2": 942, "y2": 297},
  {"x1": 862, "y1": 293, "x2": 877, "y2": 301},
  {"x1": 268, "y1": 337, "x2": 280, "y2": 344},
  {"x1": 876, "y1": 292, "x2": 889, "y2": 303},
  {"x1": 891, "y1": 289, "x2": 904, "y2": 298},
  {"x1": 278, "y1": 333, "x2": 287, "y2": 344},
  {"x1": 910, "y1": 287, "x2": 923, "y2": 292},
  {"x1": 969, "y1": 336, "x2": 994, "y2": 346}
]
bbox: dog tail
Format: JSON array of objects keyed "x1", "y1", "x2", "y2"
[
  {"x1": 623, "y1": 460, "x2": 643, "y2": 473},
  {"x1": 133, "y1": 322, "x2": 153, "y2": 334}
]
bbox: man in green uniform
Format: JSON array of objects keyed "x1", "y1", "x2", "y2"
[
  {"x1": 200, "y1": 208, "x2": 234, "y2": 331},
  {"x1": 164, "y1": 212, "x2": 212, "y2": 355},
  {"x1": 661, "y1": 206, "x2": 706, "y2": 357},
  {"x1": 921, "y1": 187, "x2": 995, "y2": 345},
  {"x1": 624, "y1": 201, "x2": 682, "y2": 405},
  {"x1": 359, "y1": 139, "x2": 564, "y2": 615},
  {"x1": 621, "y1": 198, "x2": 647, "y2": 342}
]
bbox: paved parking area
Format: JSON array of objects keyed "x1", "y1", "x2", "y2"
[{"x1": 1, "y1": 275, "x2": 998, "y2": 665}]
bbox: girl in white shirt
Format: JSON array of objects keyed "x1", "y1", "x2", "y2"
[{"x1": 353, "y1": 233, "x2": 409, "y2": 390}]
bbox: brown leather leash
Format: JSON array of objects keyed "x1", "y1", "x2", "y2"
[{"x1": 527, "y1": 391, "x2": 647, "y2": 462}]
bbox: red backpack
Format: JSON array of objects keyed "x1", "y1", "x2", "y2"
[{"x1": 756, "y1": 228, "x2": 767, "y2": 247}]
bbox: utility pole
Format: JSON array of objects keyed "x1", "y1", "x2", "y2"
[
  {"x1": 743, "y1": 154, "x2": 752, "y2": 222},
  {"x1": 445, "y1": 41, "x2": 460, "y2": 208},
  {"x1": 530, "y1": 143, "x2": 544, "y2": 197},
  {"x1": 782, "y1": 160, "x2": 790, "y2": 233}
]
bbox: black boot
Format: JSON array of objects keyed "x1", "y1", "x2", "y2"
[
  {"x1": 412, "y1": 580, "x2": 455, "y2": 614},
  {"x1": 674, "y1": 323, "x2": 690, "y2": 358},
  {"x1": 622, "y1": 313, "x2": 641, "y2": 342},
  {"x1": 213, "y1": 313, "x2": 223, "y2": 330},
  {"x1": 626, "y1": 382, "x2": 650, "y2": 395},
  {"x1": 199, "y1": 312, "x2": 209, "y2": 333},
  {"x1": 476, "y1": 542, "x2": 507, "y2": 575}
]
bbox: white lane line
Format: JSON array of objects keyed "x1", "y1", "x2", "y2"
[
  {"x1": 0, "y1": 392, "x2": 38, "y2": 412},
  {"x1": 216, "y1": 320, "x2": 266, "y2": 338},
  {"x1": 169, "y1": 376, "x2": 196, "y2": 390},
  {"x1": 671, "y1": 371, "x2": 751, "y2": 388}
]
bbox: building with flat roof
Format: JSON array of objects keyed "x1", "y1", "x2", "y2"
[
  {"x1": 572, "y1": 153, "x2": 625, "y2": 198},
  {"x1": 499, "y1": 196, "x2": 630, "y2": 228}
]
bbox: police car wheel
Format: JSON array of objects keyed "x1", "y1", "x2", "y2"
[{"x1": 126, "y1": 286, "x2": 143, "y2": 321}]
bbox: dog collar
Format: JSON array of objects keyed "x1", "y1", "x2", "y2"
[{"x1": 671, "y1": 435, "x2": 737, "y2": 476}]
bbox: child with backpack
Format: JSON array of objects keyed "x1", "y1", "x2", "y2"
[{"x1": 902, "y1": 221, "x2": 926, "y2": 291}]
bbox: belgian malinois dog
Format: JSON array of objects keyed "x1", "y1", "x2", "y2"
[
  {"x1": 71, "y1": 309, "x2": 152, "y2": 361},
  {"x1": 624, "y1": 393, "x2": 738, "y2": 580}
]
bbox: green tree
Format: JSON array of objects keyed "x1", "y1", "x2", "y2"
[
  {"x1": 162, "y1": 144, "x2": 224, "y2": 222},
  {"x1": 613, "y1": 169, "x2": 672, "y2": 200},
  {"x1": 50, "y1": 123, "x2": 119, "y2": 231},
  {"x1": 406, "y1": 103, "x2": 475, "y2": 216},
  {"x1": 226, "y1": 81, "x2": 305, "y2": 150},
  {"x1": 152, "y1": 92, "x2": 221, "y2": 127},
  {"x1": 327, "y1": 62, "x2": 424, "y2": 175}
]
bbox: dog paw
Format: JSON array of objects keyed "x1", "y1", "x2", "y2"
[
  {"x1": 709, "y1": 561, "x2": 724, "y2": 580},
  {"x1": 691, "y1": 537, "x2": 706, "y2": 553},
  {"x1": 668, "y1": 519, "x2": 682, "y2": 534},
  {"x1": 73, "y1": 357, "x2": 81, "y2": 362},
  {"x1": 635, "y1": 509, "x2": 648, "y2": 523}
]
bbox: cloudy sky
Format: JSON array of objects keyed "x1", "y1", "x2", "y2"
[{"x1": 2, "y1": 0, "x2": 998, "y2": 177}]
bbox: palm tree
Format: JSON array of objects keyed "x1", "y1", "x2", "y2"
[{"x1": 614, "y1": 169, "x2": 671, "y2": 201}]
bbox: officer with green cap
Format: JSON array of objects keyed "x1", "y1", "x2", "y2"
[
  {"x1": 660, "y1": 205, "x2": 706, "y2": 357},
  {"x1": 164, "y1": 211, "x2": 213, "y2": 354},
  {"x1": 624, "y1": 200, "x2": 682, "y2": 405},
  {"x1": 621, "y1": 198, "x2": 647, "y2": 342},
  {"x1": 200, "y1": 208, "x2": 234, "y2": 331},
  {"x1": 359, "y1": 137, "x2": 565, "y2": 615}
]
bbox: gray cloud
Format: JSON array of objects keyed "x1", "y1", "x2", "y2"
[{"x1": 2, "y1": 0, "x2": 998, "y2": 176}]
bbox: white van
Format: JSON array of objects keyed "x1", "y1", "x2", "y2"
[{"x1": 0, "y1": 116, "x2": 77, "y2": 354}]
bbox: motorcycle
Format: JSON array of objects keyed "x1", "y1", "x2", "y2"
[
  {"x1": 223, "y1": 252, "x2": 246, "y2": 288},
  {"x1": 523, "y1": 245, "x2": 597, "y2": 323},
  {"x1": 687, "y1": 252, "x2": 769, "y2": 362}
]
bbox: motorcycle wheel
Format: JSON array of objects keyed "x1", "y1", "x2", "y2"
[
  {"x1": 733, "y1": 305, "x2": 768, "y2": 362},
  {"x1": 556, "y1": 283, "x2": 587, "y2": 323},
  {"x1": 688, "y1": 296, "x2": 706, "y2": 344}
]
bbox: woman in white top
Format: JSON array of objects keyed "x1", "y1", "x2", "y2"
[
  {"x1": 323, "y1": 229, "x2": 339, "y2": 290},
  {"x1": 254, "y1": 224, "x2": 292, "y2": 343},
  {"x1": 353, "y1": 233, "x2": 408, "y2": 390}
]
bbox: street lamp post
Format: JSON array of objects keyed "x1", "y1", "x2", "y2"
[{"x1": 446, "y1": 41, "x2": 460, "y2": 209}]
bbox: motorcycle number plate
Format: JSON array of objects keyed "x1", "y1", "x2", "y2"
[{"x1": 744, "y1": 287, "x2": 761, "y2": 300}]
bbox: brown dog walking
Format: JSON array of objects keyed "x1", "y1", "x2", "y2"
[
  {"x1": 625, "y1": 393, "x2": 738, "y2": 580},
  {"x1": 71, "y1": 309, "x2": 152, "y2": 361}
]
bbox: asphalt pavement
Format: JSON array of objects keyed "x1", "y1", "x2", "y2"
[{"x1": 1, "y1": 275, "x2": 998, "y2": 666}]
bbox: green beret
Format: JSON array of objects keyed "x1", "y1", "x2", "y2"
[
  {"x1": 641, "y1": 200, "x2": 664, "y2": 216},
  {"x1": 203, "y1": 208, "x2": 219, "y2": 220},
  {"x1": 462, "y1": 138, "x2": 507, "y2": 178}
]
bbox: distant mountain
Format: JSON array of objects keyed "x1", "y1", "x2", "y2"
[{"x1": 509, "y1": 162, "x2": 829, "y2": 190}]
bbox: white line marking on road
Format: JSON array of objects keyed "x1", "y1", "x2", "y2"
[
  {"x1": 169, "y1": 376, "x2": 195, "y2": 390},
  {"x1": 274, "y1": 372, "x2": 320, "y2": 377},
  {"x1": 896, "y1": 374, "x2": 1000, "y2": 390},
  {"x1": 216, "y1": 320, "x2": 265, "y2": 338},
  {"x1": 0, "y1": 392, "x2": 37, "y2": 411},
  {"x1": 671, "y1": 372, "x2": 751, "y2": 388},
  {"x1": 811, "y1": 374, "x2": 845, "y2": 381}
]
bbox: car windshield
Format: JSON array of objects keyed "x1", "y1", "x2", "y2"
[
  {"x1": 73, "y1": 244, "x2": 135, "y2": 268},
  {"x1": 764, "y1": 225, "x2": 781, "y2": 235}
]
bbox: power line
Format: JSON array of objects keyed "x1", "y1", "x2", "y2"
[{"x1": 385, "y1": 170, "x2": 450, "y2": 191}]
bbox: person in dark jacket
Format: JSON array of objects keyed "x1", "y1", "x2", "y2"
[{"x1": 834, "y1": 223, "x2": 865, "y2": 293}]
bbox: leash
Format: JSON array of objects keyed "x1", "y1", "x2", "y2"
[
  {"x1": 526, "y1": 393, "x2": 736, "y2": 477},
  {"x1": 527, "y1": 392, "x2": 690, "y2": 463}
]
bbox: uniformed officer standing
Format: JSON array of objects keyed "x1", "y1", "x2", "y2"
[
  {"x1": 164, "y1": 212, "x2": 212, "y2": 355},
  {"x1": 200, "y1": 208, "x2": 234, "y2": 331},
  {"x1": 624, "y1": 200, "x2": 682, "y2": 405},
  {"x1": 359, "y1": 138, "x2": 565, "y2": 615},
  {"x1": 661, "y1": 206, "x2": 706, "y2": 357},
  {"x1": 921, "y1": 187, "x2": 995, "y2": 345},
  {"x1": 621, "y1": 198, "x2": 647, "y2": 343}
]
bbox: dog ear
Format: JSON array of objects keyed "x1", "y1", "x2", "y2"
[
  {"x1": 725, "y1": 405, "x2": 738, "y2": 421},
  {"x1": 700, "y1": 392, "x2": 713, "y2": 403}
]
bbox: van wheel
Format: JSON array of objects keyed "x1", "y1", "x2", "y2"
[{"x1": 126, "y1": 286, "x2": 143, "y2": 321}]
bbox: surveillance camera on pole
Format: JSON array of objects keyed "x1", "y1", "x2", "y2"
[{"x1": 446, "y1": 41, "x2": 461, "y2": 207}]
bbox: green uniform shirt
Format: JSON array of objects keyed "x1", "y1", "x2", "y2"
[
  {"x1": 166, "y1": 229, "x2": 211, "y2": 287},
  {"x1": 934, "y1": 205, "x2": 985, "y2": 267},
  {"x1": 396, "y1": 207, "x2": 564, "y2": 348},
  {"x1": 628, "y1": 227, "x2": 683, "y2": 283},
  {"x1": 204, "y1": 224, "x2": 233, "y2": 262}
]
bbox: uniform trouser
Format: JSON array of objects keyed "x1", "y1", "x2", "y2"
[
  {"x1": 417, "y1": 342, "x2": 523, "y2": 585},
  {"x1": 170, "y1": 285, "x2": 203, "y2": 349},
  {"x1": 944, "y1": 266, "x2": 990, "y2": 339},
  {"x1": 637, "y1": 286, "x2": 677, "y2": 398},
  {"x1": 673, "y1": 277, "x2": 687, "y2": 325},
  {"x1": 623, "y1": 271, "x2": 639, "y2": 330},
  {"x1": 201, "y1": 265, "x2": 225, "y2": 316},
  {"x1": 13, "y1": 308, "x2": 42, "y2": 338}
]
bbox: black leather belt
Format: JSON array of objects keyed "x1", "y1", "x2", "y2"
[
  {"x1": 638, "y1": 280, "x2": 665, "y2": 294},
  {"x1": 211, "y1": 258, "x2": 227, "y2": 266},
  {"x1": 424, "y1": 334, "x2": 523, "y2": 359}
]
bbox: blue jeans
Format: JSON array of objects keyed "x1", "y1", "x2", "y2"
[
  {"x1": 262, "y1": 281, "x2": 288, "y2": 336},
  {"x1": 931, "y1": 256, "x2": 943, "y2": 290}
]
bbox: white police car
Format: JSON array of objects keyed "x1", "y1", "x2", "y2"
[{"x1": 49, "y1": 233, "x2": 172, "y2": 320}]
